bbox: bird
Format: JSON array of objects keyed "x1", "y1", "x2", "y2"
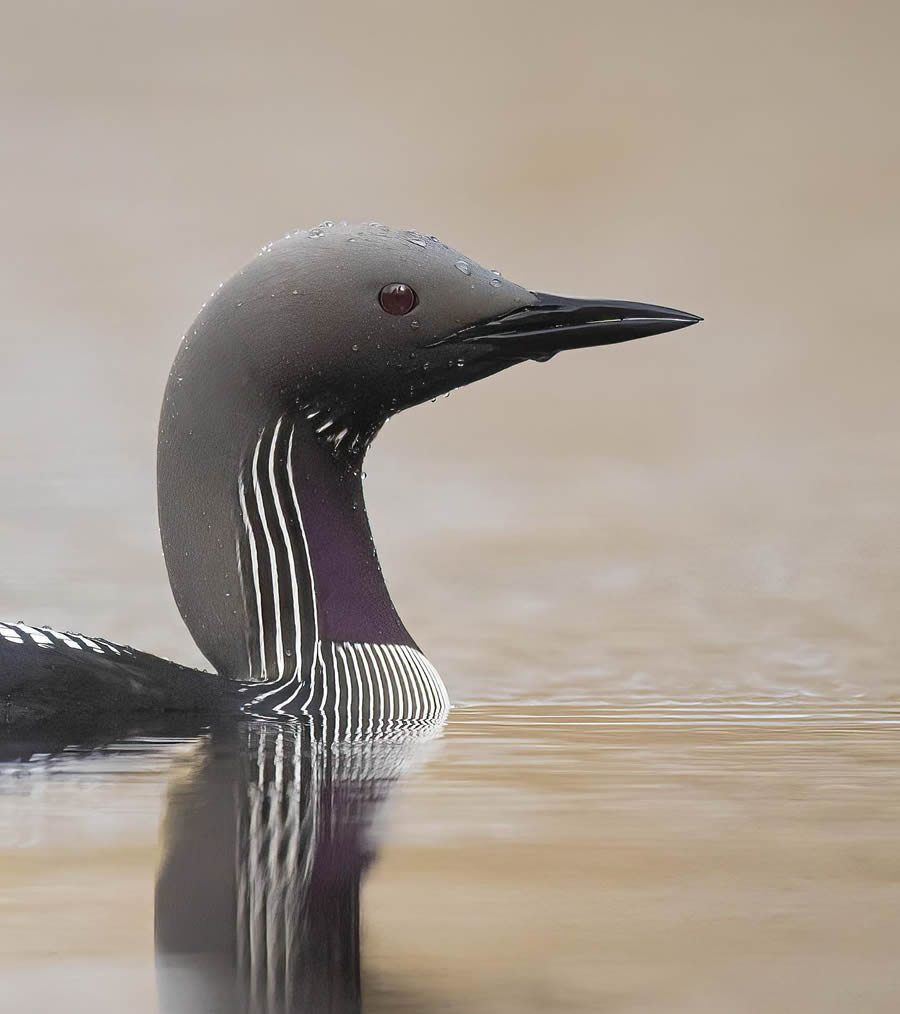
[{"x1": 0, "y1": 221, "x2": 700, "y2": 742}]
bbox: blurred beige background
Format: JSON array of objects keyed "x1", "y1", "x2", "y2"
[
  {"x1": 0, "y1": 0, "x2": 897, "y2": 700},
  {"x1": 2, "y1": 5, "x2": 900, "y2": 1011}
]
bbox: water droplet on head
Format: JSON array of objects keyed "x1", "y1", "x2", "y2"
[
  {"x1": 352, "y1": 343, "x2": 359, "y2": 351},
  {"x1": 292, "y1": 289, "x2": 299, "y2": 295},
  {"x1": 320, "y1": 220, "x2": 335, "y2": 228},
  {"x1": 456, "y1": 358, "x2": 465, "y2": 367},
  {"x1": 490, "y1": 270, "x2": 503, "y2": 287},
  {"x1": 405, "y1": 231, "x2": 427, "y2": 248},
  {"x1": 410, "y1": 320, "x2": 421, "y2": 330},
  {"x1": 455, "y1": 260, "x2": 471, "y2": 275},
  {"x1": 308, "y1": 228, "x2": 324, "y2": 238}
]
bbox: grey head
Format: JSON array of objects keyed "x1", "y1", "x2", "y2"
[{"x1": 158, "y1": 222, "x2": 700, "y2": 684}]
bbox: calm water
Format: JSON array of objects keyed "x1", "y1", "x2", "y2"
[
  {"x1": 1, "y1": 0, "x2": 899, "y2": 1010},
  {"x1": 2, "y1": 701, "x2": 899, "y2": 1013}
]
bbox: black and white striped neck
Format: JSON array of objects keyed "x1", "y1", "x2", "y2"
[{"x1": 226, "y1": 411, "x2": 449, "y2": 723}]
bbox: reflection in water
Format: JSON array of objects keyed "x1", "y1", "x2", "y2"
[
  {"x1": 155, "y1": 717, "x2": 441, "y2": 1014},
  {"x1": 2, "y1": 704, "x2": 900, "y2": 1012}
]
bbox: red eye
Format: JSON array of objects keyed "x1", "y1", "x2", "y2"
[{"x1": 379, "y1": 282, "x2": 418, "y2": 315}]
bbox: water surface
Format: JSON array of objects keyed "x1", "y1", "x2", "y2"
[
  {"x1": 1, "y1": 0, "x2": 899, "y2": 1009},
  {"x1": 2, "y1": 700, "x2": 898, "y2": 1012}
]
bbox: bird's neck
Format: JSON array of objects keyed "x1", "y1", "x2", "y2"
[
  {"x1": 159, "y1": 393, "x2": 410, "y2": 679},
  {"x1": 236, "y1": 412, "x2": 412, "y2": 681}
]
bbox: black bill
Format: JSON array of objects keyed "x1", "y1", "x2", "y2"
[{"x1": 434, "y1": 291, "x2": 702, "y2": 362}]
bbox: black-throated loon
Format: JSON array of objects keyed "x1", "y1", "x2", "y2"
[{"x1": 0, "y1": 222, "x2": 700, "y2": 736}]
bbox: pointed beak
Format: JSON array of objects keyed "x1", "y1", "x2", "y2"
[{"x1": 442, "y1": 292, "x2": 702, "y2": 362}]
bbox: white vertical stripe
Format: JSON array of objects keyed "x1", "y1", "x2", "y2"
[
  {"x1": 330, "y1": 639, "x2": 341, "y2": 738},
  {"x1": 402, "y1": 646, "x2": 440, "y2": 718},
  {"x1": 424, "y1": 654, "x2": 450, "y2": 712},
  {"x1": 421, "y1": 652, "x2": 450, "y2": 713},
  {"x1": 415, "y1": 649, "x2": 443, "y2": 716},
  {"x1": 393, "y1": 644, "x2": 423, "y2": 721},
  {"x1": 238, "y1": 466, "x2": 266, "y2": 679},
  {"x1": 278, "y1": 422, "x2": 320, "y2": 713},
  {"x1": 268, "y1": 415, "x2": 302, "y2": 679},
  {"x1": 419, "y1": 651, "x2": 448, "y2": 715},
  {"x1": 354, "y1": 643, "x2": 381, "y2": 734},
  {"x1": 370, "y1": 640, "x2": 403, "y2": 721},
  {"x1": 403, "y1": 644, "x2": 433, "y2": 717},
  {"x1": 259, "y1": 421, "x2": 321, "y2": 713},
  {"x1": 316, "y1": 641, "x2": 328, "y2": 741},
  {"x1": 252, "y1": 431, "x2": 285, "y2": 677},
  {"x1": 397, "y1": 645, "x2": 431, "y2": 717},
  {"x1": 364, "y1": 643, "x2": 393, "y2": 728},
  {"x1": 334, "y1": 642, "x2": 353, "y2": 741},
  {"x1": 377, "y1": 643, "x2": 412, "y2": 721},
  {"x1": 341, "y1": 644, "x2": 365, "y2": 738}
]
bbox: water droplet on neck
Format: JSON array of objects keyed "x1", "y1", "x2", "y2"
[
  {"x1": 308, "y1": 228, "x2": 324, "y2": 238},
  {"x1": 455, "y1": 260, "x2": 471, "y2": 275},
  {"x1": 405, "y1": 231, "x2": 427, "y2": 248},
  {"x1": 320, "y1": 220, "x2": 335, "y2": 228},
  {"x1": 490, "y1": 270, "x2": 503, "y2": 287},
  {"x1": 410, "y1": 320, "x2": 421, "y2": 330},
  {"x1": 351, "y1": 343, "x2": 360, "y2": 351},
  {"x1": 456, "y1": 358, "x2": 465, "y2": 367}
]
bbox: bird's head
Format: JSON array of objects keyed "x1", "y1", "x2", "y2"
[{"x1": 176, "y1": 221, "x2": 701, "y2": 456}]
